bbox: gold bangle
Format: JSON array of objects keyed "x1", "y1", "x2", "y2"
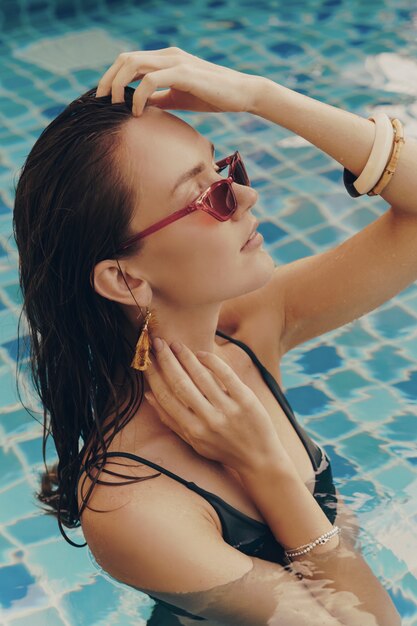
[{"x1": 367, "y1": 118, "x2": 405, "y2": 196}]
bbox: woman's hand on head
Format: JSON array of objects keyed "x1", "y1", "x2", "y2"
[
  {"x1": 142, "y1": 338, "x2": 291, "y2": 476},
  {"x1": 94, "y1": 47, "x2": 263, "y2": 116}
]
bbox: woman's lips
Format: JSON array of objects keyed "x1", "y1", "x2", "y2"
[{"x1": 241, "y1": 231, "x2": 264, "y2": 251}]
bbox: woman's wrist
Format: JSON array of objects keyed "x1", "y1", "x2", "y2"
[
  {"x1": 235, "y1": 438, "x2": 297, "y2": 479},
  {"x1": 246, "y1": 76, "x2": 275, "y2": 116}
]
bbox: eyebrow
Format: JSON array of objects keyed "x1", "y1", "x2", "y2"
[{"x1": 171, "y1": 142, "x2": 215, "y2": 195}]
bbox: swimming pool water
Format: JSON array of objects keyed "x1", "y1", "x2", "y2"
[{"x1": 1, "y1": 0, "x2": 417, "y2": 624}]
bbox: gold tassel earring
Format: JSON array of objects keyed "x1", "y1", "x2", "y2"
[
  {"x1": 114, "y1": 259, "x2": 158, "y2": 372},
  {"x1": 131, "y1": 306, "x2": 158, "y2": 371}
]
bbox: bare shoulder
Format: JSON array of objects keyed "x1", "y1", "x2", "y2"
[{"x1": 78, "y1": 457, "x2": 252, "y2": 593}]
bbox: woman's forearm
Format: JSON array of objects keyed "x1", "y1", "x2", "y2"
[
  {"x1": 238, "y1": 458, "x2": 401, "y2": 626},
  {"x1": 250, "y1": 76, "x2": 416, "y2": 218}
]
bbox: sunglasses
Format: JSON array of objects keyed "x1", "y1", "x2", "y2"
[{"x1": 116, "y1": 150, "x2": 250, "y2": 251}]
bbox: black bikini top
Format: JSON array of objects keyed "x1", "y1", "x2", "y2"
[{"x1": 78, "y1": 328, "x2": 338, "y2": 621}]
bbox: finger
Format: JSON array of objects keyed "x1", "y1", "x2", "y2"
[
  {"x1": 131, "y1": 67, "x2": 190, "y2": 116},
  {"x1": 145, "y1": 392, "x2": 192, "y2": 442},
  {"x1": 144, "y1": 356, "x2": 212, "y2": 432},
  {"x1": 196, "y1": 351, "x2": 254, "y2": 405},
  {"x1": 148, "y1": 341, "x2": 219, "y2": 420},
  {"x1": 145, "y1": 88, "x2": 173, "y2": 108},
  {"x1": 95, "y1": 49, "x2": 173, "y2": 98},
  {"x1": 95, "y1": 56, "x2": 125, "y2": 97},
  {"x1": 169, "y1": 342, "x2": 231, "y2": 404},
  {"x1": 111, "y1": 53, "x2": 182, "y2": 108}
]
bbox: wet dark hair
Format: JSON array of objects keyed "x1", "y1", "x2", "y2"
[{"x1": 12, "y1": 86, "x2": 162, "y2": 547}]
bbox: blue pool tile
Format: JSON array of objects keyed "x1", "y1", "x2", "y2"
[
  {"x1": 309, "y1": 225, "x2": 346, "y2": 247},
  {"x1": 336, "y1": 323, "x2": 375, "y2": 348},
  {"x1": 18, "y1": 436, "x2": 47, "y2": 466},
  {"x1": 3, "y1": 282, "x2": 23, "y2": 306},
  {"x1": 251, "y1": 175, "x2": 271, "y2": 189},
  {"x1": 385, "y1": 442, "x2": 417, "y2": 465},
  {"x1": 0, "y1": 97, "x2": 29, "y2": 118},
  {"x1": 321, "y1": 168, "x2": 343, "y2": 183},
  {"x1": 341, "y1": 477, "x2": 380, "y2": 511},
  {"x1": 365, "y1": 345, "x2": 413, "y2": 383},
  {"x1": 374, "y1": 462, "x2": 416, "y2": 493},
  {"x1": 309, "y1": 410, "x2": 356, "y2": 439},
  {"x1": 395, "y1": 371, "x2": 417, "y2": 404},
  {"x1": 340, "y1": 432, "x2": 391, "y2": 471},
  {"x1": 155, "y1": 24, "x2": 179, "y2": 35},
  {"x1": 9, "y1": 606, "x2": 66, "y2": 626},
  {"x1": 299, "y1": 152, "x2": 330, "y2": 169},
  {"x1": 326, "y1": 369, "x2": 369, "y2": 399},
  {"x1": 3, "y1": 336, "x2": 30, "y2": 361},
  {"x1": 258, "y1": 220, "x2": 287, "y2": 244},
  {"x1": 363, "y1": 544, "x2": 409, "y2": 585},
  {"x1": 48, "y1": 76, "x2": 73, "y2": 91},
  {"x1": 269, "y1": 42, "x2": 304, "y2": 58},
  {"x1": 382, "y1": 414, "x2": 417, "y2": 441},
  {"x1": 373, "y1": 306, "x2": 417, "y2": 339},
  {"x1": 249, "y1": 149, "x2": 281, "y2": 170},
  {"x1": 0, "y1": 367, "x2": 21, "y2": 407},
  {"x1": 142, "y1": 38, "x2": 172, "y2": 51},
  {"x1": 286, "y1": 384, "x2": 332, "y2": 416},
  {"x1": 8, "y1": 513, "x2": 60, "y2": 545},
  {"x1": 0, "y1": 562, "x2": 37, "y2": 609},
  {"x1": 73, "y1": 68, "x2": 100, "y2": 87},
  {"x1": 239, "y1": 117, "x2": 271, "y2": 133},
  {"x1": 324, "y1": 445, "x2": 358, "y2": 480},
  {"x1": 342, "y1": 206, "x2": 378, "y2": 230},
  {"x1": 0, "y1": 446, "x2": 24, "y2": 488},
  {"x1": 29, "y1": 534, "x2": 92, "y2": 592},
  {"x1": 282, "y1": 198, "x2": 325, "y2": 229},
  {"x1": 287, "y1": 174, "x2": 332, "y2": 194},
  {"x1": 41, "y1": 104, "x2": 67, "y2": 119},
  {"x1": 0, "y1": 481, "x2": 37, "y2": 525},
  {"x1": 0, "y1": 531, "x2": 14, "y2": 562},
  {"x1": 297, "y1": 344, "x2": 343, "y2": 376},
  {"x1": 272, "y1": 239, "x2": 314, "y2": 264},
  {"x1": 61, "y1": 575, "x2": 120, "y2": 626},
  {"x1": 0, "y1": 195, "x2": 11, "y2": 214},
  {"x1": 319, "y1": 190, "x2": 356, "y2": 216},
  {"x1": 0, "y1": 407, "x2": 33, "y2": 436},
  {"x1": 349, "y1": 387, "x2": 401, "y2": 424},
  {"x1": 402, "y1": 572, "x2": 417, "y2": 601},
  {"x1": 387, "y1": 584, "x2": 417, "y2": 620}
]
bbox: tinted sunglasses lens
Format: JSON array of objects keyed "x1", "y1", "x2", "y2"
[
  {"x1": 232, "y1": 156, "x2": 250, "y2": 185},
  {"x1": 207, "y1": 181, "x2": 235, "y2": 217}
]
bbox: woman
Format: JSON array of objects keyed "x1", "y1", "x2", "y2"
[{"x1": 13, "y1": 47, "x2": 412, "y2": 625}]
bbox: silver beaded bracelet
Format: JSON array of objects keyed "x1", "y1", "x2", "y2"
[{"x1": 284, "y1": 525, "x2": 341, "y2": 560}]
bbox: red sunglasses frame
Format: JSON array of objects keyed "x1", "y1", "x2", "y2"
[{"x1": 116, "y1": 150, "x2": 250, "y2": 252}]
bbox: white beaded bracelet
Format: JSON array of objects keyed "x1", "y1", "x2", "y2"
[{"x1": 284, "y1": 525, "x2": 341, "y2": 560}]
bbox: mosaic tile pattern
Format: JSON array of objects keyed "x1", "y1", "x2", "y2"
[{"x1": 1, "y1": 0, "x2": 417, "y2": 624}]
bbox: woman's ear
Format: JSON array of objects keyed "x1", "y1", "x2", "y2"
[{"x1": 92, "y1": 259, "x2": 150, "y2": 307}]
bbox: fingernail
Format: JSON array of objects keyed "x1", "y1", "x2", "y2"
[
  {"x1": 170, "y1": 341, "x2": 182, "y2": 355},
  {"x1": 144, "y1": 392, "x2": 153, "y2": 402},
  {"x1": 153, "y1": 337, "x2": 164, "y2": 353}
]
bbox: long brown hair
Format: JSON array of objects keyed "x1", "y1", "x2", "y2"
[{"x1": 12, "y1": 87, "x2": 161, "y2": 547}]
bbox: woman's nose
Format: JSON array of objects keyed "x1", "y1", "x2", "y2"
[{"x1": 232, "y1": 183, "x2": 259, "y2": 219}]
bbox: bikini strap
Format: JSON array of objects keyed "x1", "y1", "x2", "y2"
[
  {"x1": 78, "y1": 450, "x2": 194, "y2": 488},
  {"x1": 215, "y1": 328, "x2": 322, "y2": 471},
  {"x1": 215, "y1": 328, "x2": 266, "y2": 369},
  {"x1": 215, "y1": 328, "x2": 289, "y2": 406}
]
